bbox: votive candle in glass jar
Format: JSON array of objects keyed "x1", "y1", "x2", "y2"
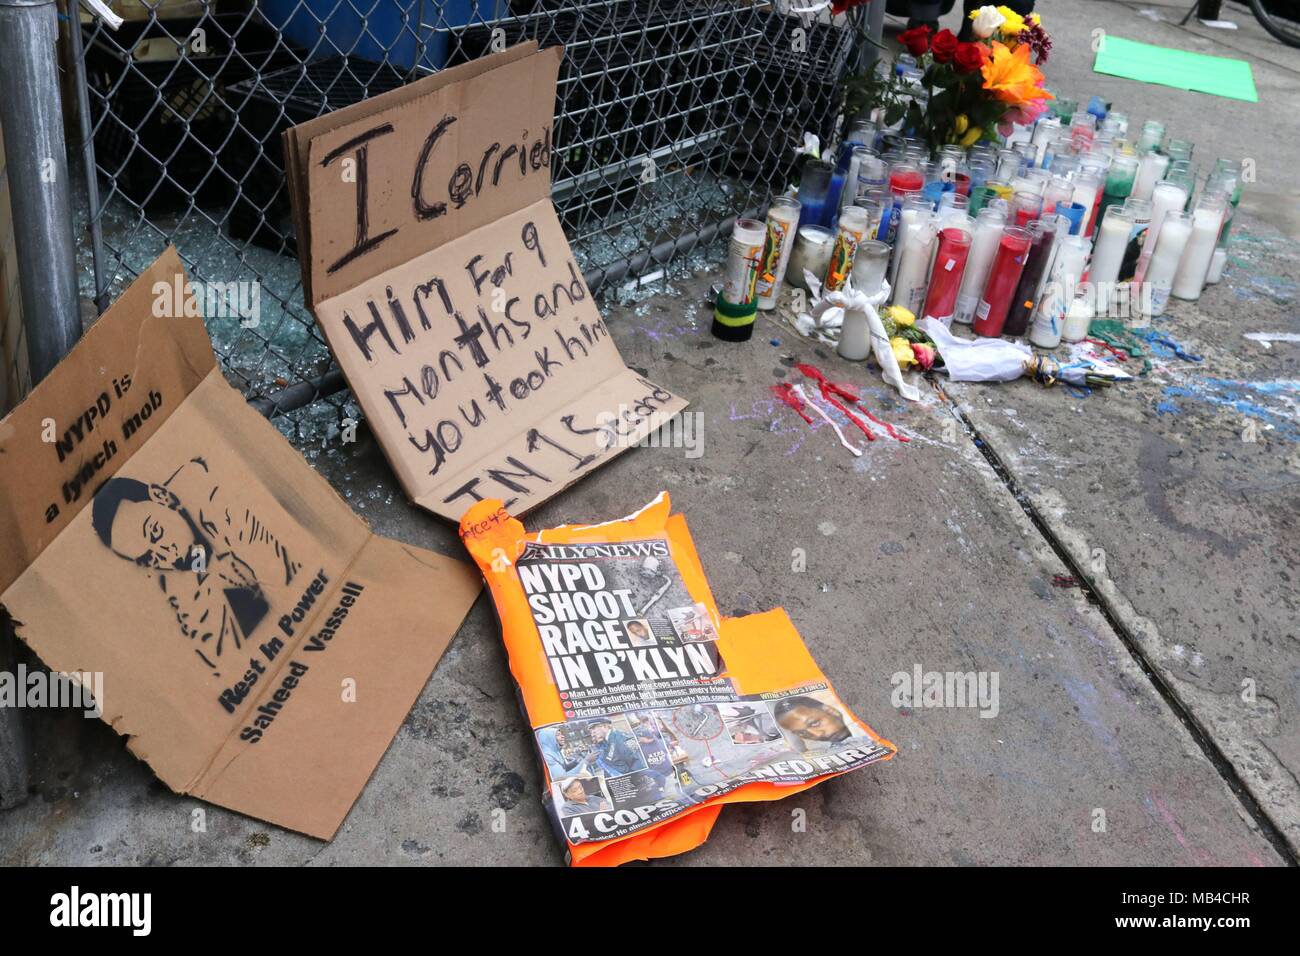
[
  {"x1": 850, "y1": 238, "x2": 891, "y2": 298},
  {"x1": 973, "y1": 225, "x2": 1032, "y2": 337},
  {"x1": 824, "y1": 204, "x2": 870, "y2": 293},
  {"x1": 922, "y1": 224, "x2": 973, "y2": 326},
  {"x1": 785, "y1": 225, "x2": 835, "y2": 292},
  {"x1": 954, "y1": 207, "x2": 1007, "y2": 325},
  {"x1": 1171, "y1": 192, "x2": 1228, "y2": 301},
  {"x1": 755, "y1": 197, "x2": 802, "y2": 310},
  {"x1": 1143, "y1": 210, "x2": 1192, "y2": 317}
]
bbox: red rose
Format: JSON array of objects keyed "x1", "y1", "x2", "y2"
[
  {"x1": 930, "y1": 29, "x2": 959, "y2": 64},
  {"x1": 898, "y1": 25, "x2": 931, "y2": 58},
  {"x1": 953, "y1": 41, "x2": 988, "y2": 73}
]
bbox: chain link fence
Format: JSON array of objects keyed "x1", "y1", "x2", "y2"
[{"x1": 70, "y1": 0, "x2": 879, "y2": 437}]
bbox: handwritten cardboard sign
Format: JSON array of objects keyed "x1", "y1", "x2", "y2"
[
  {"x1": 284, "y1": 43, "x2": 689, "y2": 522},
  {"x1": 0, "y1": 249, "x2": 482, "y2": 839}
]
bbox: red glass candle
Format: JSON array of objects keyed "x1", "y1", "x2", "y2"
[
  {"x1": 922, "y1": 227, "x2": 972, "y2": 325},
  {"x1": 889, "y1": 164, "x2": 924, "y2": 197},
  {"x1": 972, "y1": 226, "x2": 1032, "y2": 337},
  {"x1": 1087, "y1": 182, "x2": 1105, "y2": 237},
  {"x1": 1011, "y1": 190, "x2": 1042, "y2": 229}
]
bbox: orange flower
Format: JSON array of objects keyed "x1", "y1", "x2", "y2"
[{"x1": 981, "y1": 40, "x2": 1054, "y2": 106}]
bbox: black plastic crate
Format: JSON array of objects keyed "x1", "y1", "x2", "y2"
[
  {"x1": 221, "y1": 55, "x2": 408, "y2": 254},
  {"x1": 83, "y1": 12, "x2": 301, "y2": 211},
  {"x1": 452, "y1": 1, "x2": 750, "y2": 231},
  {"x1": 713, "y1": 9, "x2": 853, "y2": 186}
]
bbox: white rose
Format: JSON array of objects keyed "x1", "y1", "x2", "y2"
[{"x1": 971, "y1": 5, "x2": 1006, "y2": 39}]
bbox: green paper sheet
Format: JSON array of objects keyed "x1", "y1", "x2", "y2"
[{"x1": 1093, "y1": 35, "x2": 1258, "y2": 103}]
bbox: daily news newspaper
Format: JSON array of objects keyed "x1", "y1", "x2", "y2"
[{"x1": 462, "y1": 494, "x2": 895, "y2": 864}]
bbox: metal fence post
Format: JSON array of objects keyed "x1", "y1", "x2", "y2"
[{"x1": 0, "y1": 0, "x2": 85, "y2": 808}]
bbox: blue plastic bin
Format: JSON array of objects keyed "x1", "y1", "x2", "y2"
[{"x1": 262, "y1": 0, "x2": 504, "y2": 71}]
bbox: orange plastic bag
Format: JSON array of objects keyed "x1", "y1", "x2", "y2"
[{"x1": 460, "y1": 492, "x2": 896, "y2": 866}]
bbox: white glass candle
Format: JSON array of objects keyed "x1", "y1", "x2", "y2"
[
  {"x1": 1131, "y1": 150, "x2": 1170, "y2": 201},
  {"x1": 850, "y1": 239, "x2": 891, "y2": 297},
  {"x1": 1043, "y1": 177, "x2": 1074, "y2": 216},
  {"x1": 1031, "y1": 116, "x2": 1061, "y2": 167},
  {"x1": 954, "y1": 208, "x2": 1006, "y2": 324},
  {"x1": 1030, "y1": 235, "x2": 1090, "y2": 348},
  {"x1": 1171, "y1": 194, "x2": 1227, "y2": 301},
  {"x1": 1088, "y1": 206, "x2": 1133, "y2": 312},
  {"x1": 756, "y1": 197, "x2": 802, "y2": 310},
  {"x1": 1134, "y1": 179, "x2": 1188, "y2": 284},
  {"x1": 720, "y1": 218, "x2": 767, "y2": 307},
  {"x1": 889, "y1": 196, "x2": 929, "y2": 287},
  {"x1": 1207, "y1": 245, "x2": 1227, "y2": 284},
  {"x1": 1070, "y1": 172, "x2": 1103, "y2": 235},
  {"x1": 1144, "y1": 211, "x2": 1191, "y2": 317},
  {"x1": 1060, "y1": 296, "x2": 1095, "y2": 343},
  {"x1": 892, "y1": 215, "x2": 938, "y2": 313},
  {"x1": 838, "y1": 307, "x2": 871, "y2": 361},
  {"x1": 786, "y1": 225, "x2": 835, "y2": 291}
]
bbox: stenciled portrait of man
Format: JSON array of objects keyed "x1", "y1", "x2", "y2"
[{"x1": 90, "y1": 457, "x2": 302, "y2": 673}]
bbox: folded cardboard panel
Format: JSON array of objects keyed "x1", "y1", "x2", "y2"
[
  {"x1": 0, "y1": 249, "x2": 482, "y2": 838},
  {"x1": 284, "y1": 43, "x2": 689, "y2": 523}
]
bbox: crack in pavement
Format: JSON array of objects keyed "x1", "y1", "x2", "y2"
[{"x1": 932, "y1": 380, "x2": 1300, "y2": 865}]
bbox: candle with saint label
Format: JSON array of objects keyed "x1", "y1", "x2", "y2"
[
  {"x1": 755, "y1": 197, "x2": 802, "y2": 310},
  {"x1": 824, "y1": 205, "x2": 870, "y2": 293},
  {"x1": 1030, "y1": 235, "x2": 1089, "y2": 348}
]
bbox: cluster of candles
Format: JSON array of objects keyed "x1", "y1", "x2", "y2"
[{"x1": 753, "y1": 96, "x2": 1244, "y2": 355}]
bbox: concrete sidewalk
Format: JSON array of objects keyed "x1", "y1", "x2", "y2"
[{"x1": 0, "y1": 0, "x2": 1296, "y2": 865}]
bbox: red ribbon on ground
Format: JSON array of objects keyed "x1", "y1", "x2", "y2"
[
  {"x1": 770, "y1": 383, "x2": 814, "y2": 424},
  {"x1": 795, "y1": 363, "x2": 910, "y2": 443}
]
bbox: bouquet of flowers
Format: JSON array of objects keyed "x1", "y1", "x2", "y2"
[{"x1": 846, "y1": 5, "x2": 1055, "y2": 153}]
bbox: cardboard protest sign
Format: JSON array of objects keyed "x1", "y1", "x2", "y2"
[
  {"x1": 284, "y1": 43, "x2": 688, "y2": 523},
  {"x1": 0, "y1": 249, "x2": 482, "y2": 839}
]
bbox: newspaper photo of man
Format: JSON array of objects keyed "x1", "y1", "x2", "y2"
[
  {"x1": 537, "y1": 725, "x2": 595, "y2": 781},
  {"x1": 624, "y1": 618, "x2": 657, "y2": 647},
  {"x1": 589, "y1": 717, "x2": 647, "y2": 777},
  {"x1": 556, "y1": 777, "x2": 611, "y2": 817},
  {"x1": 629, "y1": 712, "x2": 678, "y2": 796},
  {"x1": 774, "y1": 694, "x2": 858, "y2": 749}
]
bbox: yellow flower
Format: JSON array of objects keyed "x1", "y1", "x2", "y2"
[
  {"x1": 981, "y1": 40, "x2": 1053, "y2": 106},
  {"x1": 960, "y1": 125, "x2": 984, "y2": 147},
  {"x1": 884, "y1": 305, "x2": 916, "y2": 328},
  {"x1": 891, "y1": 337, "x2": 917, "y2": 368},
  {"x1": 954, "y1": 114, "x2": 969, "y2": 135},
  {"x1": 995, "y1": 5, "x2": 1026, "y2": 35}
]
